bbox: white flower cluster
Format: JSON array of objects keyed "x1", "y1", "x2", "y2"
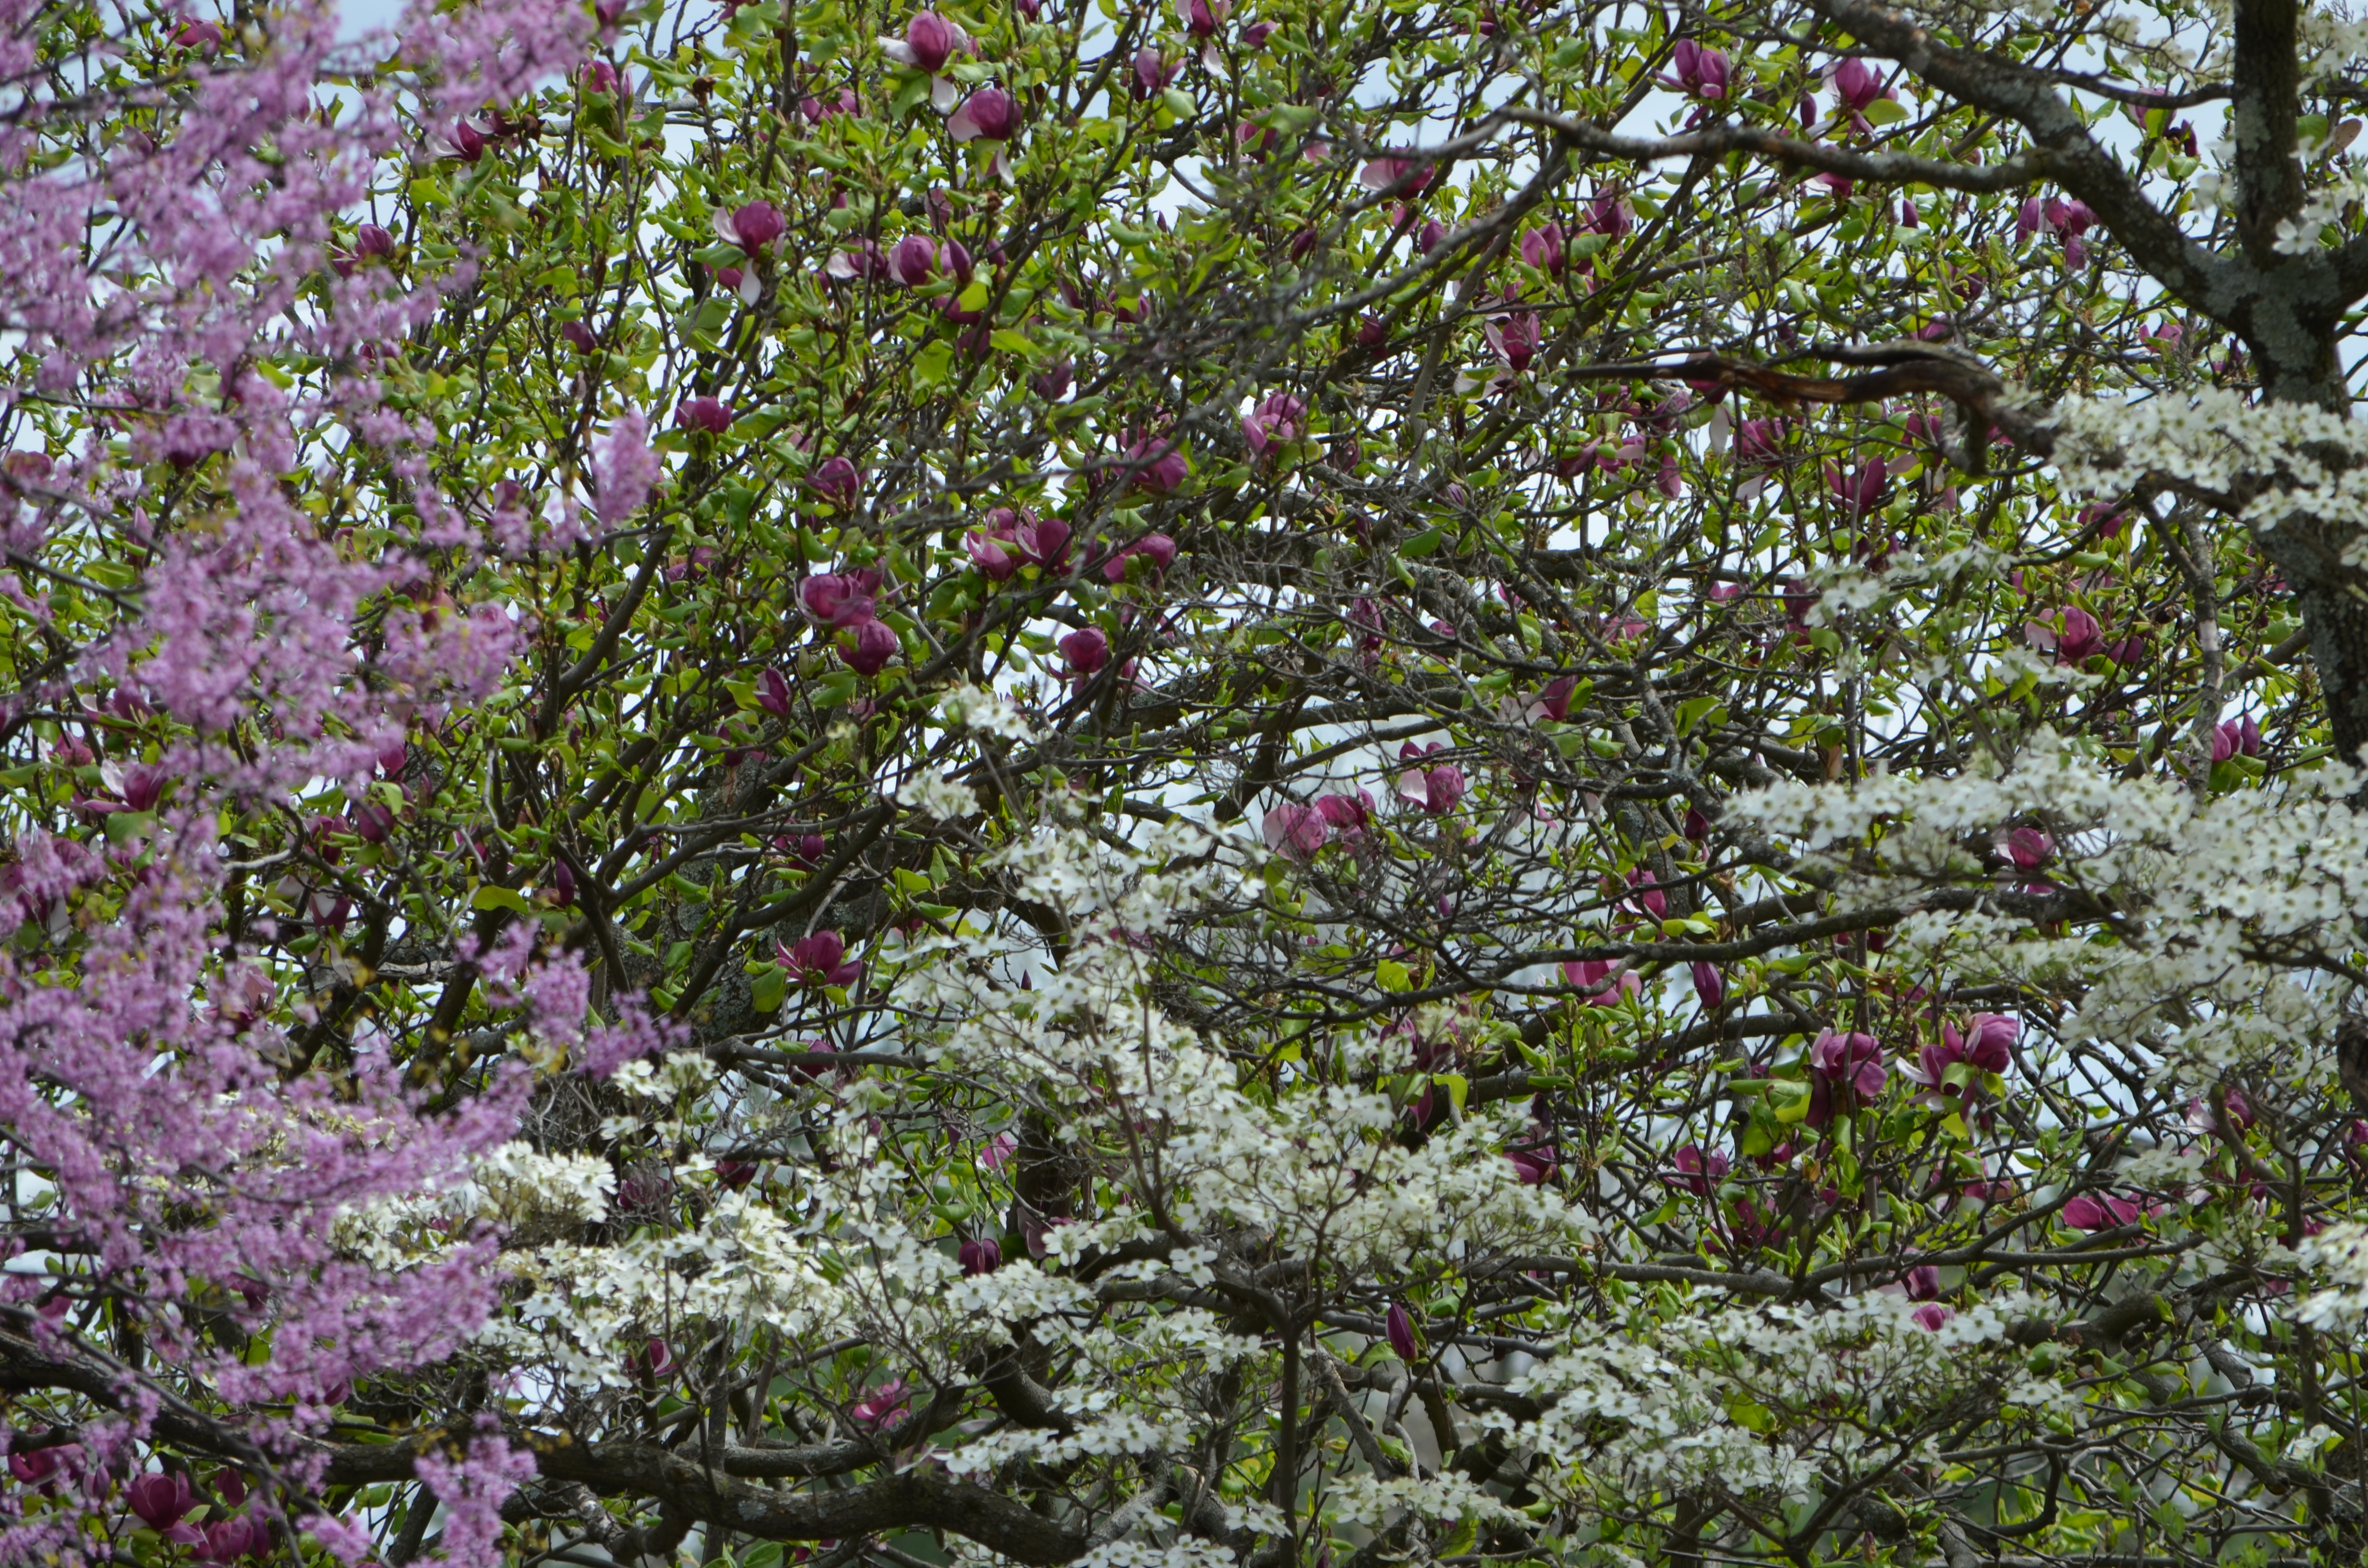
[
  {"x1": 2053, "y1": 386, "x2": 2368, "y2": 545},
  {"x1": 1502, "y1": 1293, "x2": 2064, "y2": 1503},
  {"x1": 1736, "y1": 729, "x2": 2368, "y2": 1074}
]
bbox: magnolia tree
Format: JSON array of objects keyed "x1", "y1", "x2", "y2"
[{"x1": 15, "y1": 0, "x2": 2368, "y2": 1563}]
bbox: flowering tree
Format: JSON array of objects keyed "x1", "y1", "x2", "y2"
[{"x1": 13, "y1": 0, "x2": 2368, "y2": 1563}]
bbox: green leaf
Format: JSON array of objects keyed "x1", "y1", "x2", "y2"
[
  {"x1": 1376, "y1": 959, "x2": 1412, "y2": 992},
  {"x1": 1860, "y1": 96, "x2": 1910, "y2": 126},
  {"x1": 911, "y1": 338, "x2": 955, "y2": 391},
  {"x1": 471, "y1": 884, "x2": 534, "y2": 916}
]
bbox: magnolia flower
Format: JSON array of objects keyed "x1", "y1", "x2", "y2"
[
  {"x1": 1506, "y1": 1142, "x2": 1557, "y2": 1185},
  {"x1": 802, "y1": 87, "x2": 859, "y2": 121},
  {"x1": 958, "y1": 1237, "x2": 1002, "y2": 1275},
  {"x1": 849, "y1": 1376, "x2": 910, "y2": 1428},
  {"x1": 1394, "y1": 741, "x2": 1464, "y2": 812},
  {"x1": 1132, "y1": 46, "x2": 1178, "y2": 98},
  {"x1": 888, "y1": 233, "x2": 941, "y2": 288},
  {"x1": 1123, "y1": 432, "x2": 1189, "y2": 495},
  {"x1": 839, "y1": 618, "x2": 900, "y2": 674},
  {"x1": 1691, "y1": 960, "x2": 1725, "y2": 1010},
  {"x1": 1672, "y1": 1143, "x2": 1729, "y2": 1196},
  {"x1": 1262, "y1": 802, "x2": 1326, "y2": 861},
  {"x1": 2061, "y1": 1193, "x2": 2147, "y2": 1232},
  {"x1": 1825, "y1": 457, "x2": 1887, "y2": 516},
  {"x1": 2002, "y1": 827, "x2": 2051, "y2": 870},
  {"x1": 128, "y1": 1473, "x2": 204, "y2": 1544},
  {"x1": 800, "y1": 571, "x2": 880, "y2": 628},
  {"x1": 1485, "y1": 309, "x2": 1541, "y2": 374},
  {"x1": 987, "y1": 507, "x2": 1069, "y2": 570},
  {"x1": 949, "y1": 86, "x2": 1016, "y2": 143},
  {"x1": 676, "y1": 396, "x2": 733, "y2": 434},
  {"x1": 1519, "y1": 221, "x2": 1565, "y2": 273},
  {"x1": 1913, "y1": 1303, "x2": 1954, "y2": 1332},
  {"x1": 1314, "y1": 791, "x2": 1373, "y2": 839},
  {"x1": 1102, "y1": 532, "x2": 1176, "y2": 583},
  {"x1": 2212, "y1": 714, "x2": 2263, "y2": 760},
  {"x1": 781, "y1": 930, "x2": 862, "y2": 987},
  {"x1": 1526, "y1": 674, "x2": 1576, "y2": 723},
  {"x1": 809, "y1": 455, "x2": 862, "y2": 509},
  {"x1": 1579, "y1": 191, "x2": 1631, "y2": 238},
  {"x1": 714, "y1": 199, "x2": 785, "y2": 252},
  {"x1": 1060, "y1": 626, "x2": 1110, "y2": 675},
  {"x1": 1241, "y1": 392, "x2": 1306, "y2": 457},
  {"x1": 964, "y1": 529, "x2": 1017, "y2": 581},
  {"x1": 881, "y1": 10, "x2": 964, "y2": 71},
  {"x1": 560, "y1": 319, "x2": 598, "y2": 354},
  {"x1": 1811, "y1": 1029, "x2": 1887, "y2": 1097},
  {"x1": 1359, "y1": 155, "x2": 1434, "y2": 195},
  {"x1": 1829, "y1": 57, "x2": 1890, "y2": 130},
  {"x1": 1659, "y1": 38, "x2": 1731, "y2": 99},
  {"x1": 1380, "y1": 1302, "x2": 1421, "y2": 1360}
]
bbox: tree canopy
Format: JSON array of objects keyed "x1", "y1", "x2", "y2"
[{"x1": 8, "y1": 0, "x2": 2368, "y2": 1564}]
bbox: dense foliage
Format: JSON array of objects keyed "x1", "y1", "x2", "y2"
[{"x1": 11, "y1": 0, "x2": 2368, "y2": 1564}]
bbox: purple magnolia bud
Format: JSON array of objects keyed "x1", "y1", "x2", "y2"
[
  {"x1": 1060, "y1": 626, "x2": 1110, "y2": 675},
  {"x1": 839, "y1": 618, "x2": 900, "y2": 675},
  {"x1": 1132, "y1": 47, "x2": 1175, "y2": 98},
  {"x1": 1288, "y1": 224, "x2": 1320, "y2": 260},
  {"x1": 677, "y1": 396, "x2": 733, "y2": 434},
  {"x1": 1031, "y1": 359, "x2": 1074, "y2": 401},
  {"x1": 1385, "y1": 1303, "x2": 1420, "y2": 1360},
  {"x1": 1124, "y1": 433, "x2": 1189, "y2": 495},
  {"x1": 1186, "y1": 0, "x2": 1228, "y2": 38},
  {"x1": 1825, "y1": 457, "x2": 1887, "y2": 515},
  {"x1": 580, "y1": 58, "x2": 620, "y2": 95},
  {"x1": 1485, "y1": 311, "x2": 1540, "y2": 373},
  {"x1": 172, "y1": 16, "x2": 224, "y2": 48},
  {"x1": 2054, "y1": 606, "x2": 2105, "y2": 663},
  {"x1": 801, "y1": 571, "x2": 879, "y2": 628},
  {"x1": 552, "y1": 858, "x2": 578, "y2": 908},
  {"x1": 128, "y1": 1472, "x2": 196, "y2": 1531},
  {"x1": 888, "y1": 233, "x2": 941, "y2": 288},
  {"x1": 1354, "y1": 315, "x2": 1388, "y2": 351},
  {"x1": 802, "y1": 455, "x2": 860, "y2": 512},
  {"x1": 1832, "y1": 57, "x2": 1883, "y2": 114},
  {"x1": 716, "y1": 1158, "x2": 760, "y2": 1189},
  {"x1": 1902, "y1": 1264, "x2": 1941, "y2": 1301},
  {"x1": 949, "y1": 86, "x2": 1016, "y2": 142},
  {"x1": 1506, "y1": 1145, "x2": 1556, "y2": 1185},
  {"x1": 1691, "y1": 960, "x2": 1725, "y2": 1010},
  {"x1": 1242, "y1": 18, "x2": 1276, "y2": 46},
  {"x1": 560, "y1": 319, "x2": 598, "y2": 354},
  {"x1": 959, "y1": 1237, "x2": 1003, "y2": 1275},
  {"x1": 2004, "y1": 826, "x2": 2051, "y2": 870},
  {"x1": 1519, "y1": 221, "x2": 1565, "y2": 273},
  {"x1": 450, "y1": 121, "x2": 486, "y2": 162},
  {"x1": 1530, "y1": 674, "x2": 1576, "y2": 722},
  {"x1": 893, "y1": 10, "x2": 964, "y2": 73},
  {"x1": 1659, "y1": 37, "x2": 1730, "y2": 99},
  {"x1": 1682, "y1": 805, "x2": 1711, "y2": 841},
  {"x1": 354, "y1": 222, "x2": 395, "y2": 260},
  {"x1": 351, "y1": 799, "x2": 394, "y2": 843},
  {"x1": 1414, "y1": 218, "x2": 1447, "y2": 254},
  {"x1": 1315, "y1": 791, "x2": 1373, "y2": 831}
]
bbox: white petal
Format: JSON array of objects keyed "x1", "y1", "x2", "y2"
[
  {"x1": 878, "y1": 38, "x2": 916, "y2": 61},
  {"x1": 711, "y1": 206, "x2": 738, "y2": 245},
  {"x1": 738, "y1": 271, "x2": 762, "y2": 306},
  {"x1": 930, "y1": 74, "x2": 960, "y2": 112}
]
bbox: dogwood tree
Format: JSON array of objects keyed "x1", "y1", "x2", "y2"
[{"x1": 11, "y1": 0, "x2": 2368, "y2": 1563}]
